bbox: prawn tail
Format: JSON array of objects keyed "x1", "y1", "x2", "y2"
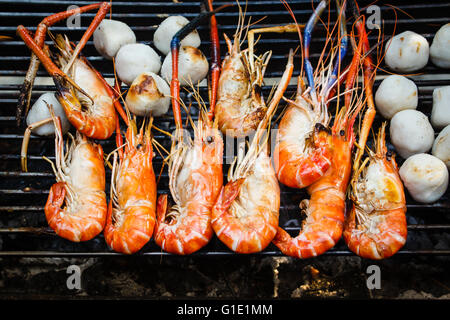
[
  {"x1": 45, "y1": 182, "x2": 66, "y2": 222},
  {"x1": 212, "y1": 178, "x2": 244, "y2": 214},
  {"x1": 44, "y1": 182, "x2": 81, "y2": 242},
  {"x1": 272, "y1": 227, "x2": 297, "y2": 257}
]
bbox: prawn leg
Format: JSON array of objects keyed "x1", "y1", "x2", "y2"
[
  {"x1": 349, "y1": 1, "x2": 377, "y2": 171},
  {"x1": 17, "y1": 1, "x2": 109, "y2": 83},
  {"x1": 205, "y1": 0, "x2": 221, "y2": 122},
  {"x1": 247, "y1": 23, "x2": 303, "y2": 80},
  {"x1": 21, "y1": 117, "x2": 53, "y2": 172},
  {"x1": 304, "y1": 0, "x2": 348, "y2": 101},
  {"x1": 326, "y1": 0, "x2": 348, "y2": 91}
]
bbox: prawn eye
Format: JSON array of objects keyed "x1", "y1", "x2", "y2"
[
  {"x1": 206, "y1": 136, "x2": 214, "y2": 143},
  {"x1": 136, "y1": 143, "x2": 142, "y2": 150},
  {"x1": 386, "y1": 150, "x2": 393, "y2": 160},
  {"x1": 315, "y1": 123, "x2": 330, "y2": 134},
  {"x1": 340, "y1": 129, "x2": 345, "y2": 136}
]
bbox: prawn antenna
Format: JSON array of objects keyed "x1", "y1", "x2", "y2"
[
  {"x1": 326, "y1": 0, "x2": 348, "y2": 91},
  {"x1": 170, "y1": 4, "x2": 232, "y2": 53},
  {"x1": 304, "y1": 0, "x2": 329, "y2": 104}
]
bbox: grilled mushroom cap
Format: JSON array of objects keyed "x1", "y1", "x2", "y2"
[{"x1": 125, "y1": 72, "x2": 170, "y2": 117}]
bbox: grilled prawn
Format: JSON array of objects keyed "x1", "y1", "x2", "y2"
[
  {"x1": 211, "y1": 50, "x2": 294, "y2": 254},
  {"x1": 104, "y1": 119, "x2": 157, "y2": 254},
  {"x1": 44, "y1": 107, "x2": 107, "y2": 242},
  {"x1": 153, "y1": 108, "x2": 223, "y2": 255},
  {"x1": 344, "y1": 123, "x2": 407, "y2": 259}
]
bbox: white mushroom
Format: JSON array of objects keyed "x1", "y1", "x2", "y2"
[
  {"x1": 430, "y1": 23, "x2": 450, "y2": 69},
  {"x1": 125, "y1": 72, "x2": 170, "y2": 117},
  {"x1": 26, "y1": 92, "x2": 70, "y2": 136},
  {"x1": 399, "y1": 153, "x2": 448, "y2": 203},
  {"x1": 375, "y1": 75, "x2": 418, "y2": 119},
  {"x1": 93, "y1": 19, "x2": 136, "y2": 60},
  {"x1": 385, "y1": 31, "x2": 429, "y2": 72},
  {"x1": 115, "y1": 43, "x2": 162, "y2": 85},
  {"x1": 431, "y1": 86, "x2": 450, "y2": 129},
  {"x1": 432, "y1": 125, "x2": 450, "y2": 169},
  {"x1": 153, "y1": 15, "x2": 201, "y2": 56},
  {"x1": 161, "y1": 46, "x2": 209, "y2": 86},
  {"x1": 389, "y1": 109, "x2": 435, "y2": 159}
]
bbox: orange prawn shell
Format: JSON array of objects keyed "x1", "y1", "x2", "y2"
[
  {"x1": 274, "y1": 103, "x2": 332, "y2": 189},
  {"x1": 154, "y1": 123, "x2": 224, "y2": 255},
  {"x1": 53, "y1": 37, "x2": 117, "y2": 140},
  {"x1": 45, "y1": 136, "x2": 107, "y2": 242},
  {"x1": 104, "y1": 127, "x2": 157, "y2": 254}
]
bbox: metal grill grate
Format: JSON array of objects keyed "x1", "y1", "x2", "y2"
[{"x1": 0, "y1": 0, "x2": 449, "y2": 257}]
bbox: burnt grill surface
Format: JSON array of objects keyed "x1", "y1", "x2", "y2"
[{"x1": 0, "y1": 0, "x2": 449, "y2": 257}]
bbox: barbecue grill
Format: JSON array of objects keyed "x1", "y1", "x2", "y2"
[{"x1": 0, "y1": 0, "x2": 449, "y2": 262}]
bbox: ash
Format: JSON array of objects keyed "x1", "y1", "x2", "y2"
[{"x1": 1, "y1": 255, "x2": 450, "y2": 299}]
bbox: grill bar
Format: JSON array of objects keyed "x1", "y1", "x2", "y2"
[
  {"x1": 1, "y1": 249, "x2": 450, "y2": 257},
  {"x1": 2, "y1": 224, "x2": 450, "y2": 234}
]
